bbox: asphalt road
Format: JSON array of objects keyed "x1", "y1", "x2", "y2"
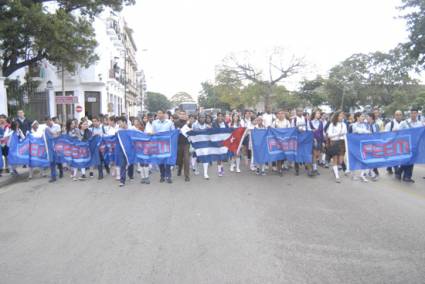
[{"x1": 1, "y1": 165, "x2": 425, "y2": 284}]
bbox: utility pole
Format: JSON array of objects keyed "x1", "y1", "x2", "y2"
[
  {"x1": 124, "y1": 50, "x2": 127, "y2": 116},
  {"x1": 62, "y1": 64, "x2": 66, "y2": 122}
]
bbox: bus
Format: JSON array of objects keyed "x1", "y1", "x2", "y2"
[{"x1": 178, "y1": 102, "x2": 198, "y2": 115}]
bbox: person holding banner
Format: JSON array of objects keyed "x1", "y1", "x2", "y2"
[
  {"x1": 70, "y1": 120, "x2": 92, "y2": 181},
  {"x1": 192, "y1": 113, "x2": 210, "y2": 179},
  {"x1": 367, "y1": 112, "x2": 380, "y2": 179},
  {"x1": 384, "y1": 110, "x2": 404, "y2": 175},
  {"x1": 90, "y1": 116, "x2": 108, "y2": 179},
  {"x1": 117, "y1": 116, "x2": 135, "y2": 187},
  {"x1": 240, "y1": 110, "x2": 256, "y2": 172},
  {"x1": 28, "y1": 121, "x2": 47, "y2": 179},
  {"x1": 46, "y1": 117, "x2": 63, "y2": 182},
  {"x1": 229, "y1": 113, "x2": 243, "y2": 173},
  {"x1": 254, "y1": 116, "x2": 267, "y2": 175},
  {"x1": 309, "y1": 109, "x2": 324, "y2": 176},
  {"x1": 292, "y1": 108, "x2": 313, "y2": 177},
  {"x1": 212, "y1": 112, "x2": 229, "y2": 177},
  {"x1": 152, "y1": 110, "x2": 175, "y2": 183},
  {"x1": 351, "y1": 112, "x2": 374, "y2": 183},
  {"x1": 272, "y1": 110, "x2": 291, "y2": 176},
  {"x1": 175, "y1": 111, "x2": 191, "y2": 182},
  {"x1": 0, "y1": 114, "x2": 10, "y2": 176},
  {"x1": 326, "y1": 111, "x2": 347, "y2": 183},
  {"x1": 397, "y1": 108, "x2": 423, "y2": 183}
]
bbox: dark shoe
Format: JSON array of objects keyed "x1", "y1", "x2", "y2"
[
  {"x1": 185, "y1": 176, "x2": 190, "y2": 182},
  {"x1": 79, "y1": 175, "x2": 87, "y2": 181},
  {"x1": 403, "y1": 178, "x2": 415, "y2": 183},
  {"x1": 160, "y1": 177, "x2": 165, "y2": 183},
  {"x1": 105, "y1": 167, "x2": 110, "y2": 175},
  {"x1": 387, "y1": 168, "x2": 393, "y2": 175},
  {"x1": 141, "y1": 179, "x2": 146, "y2": 184},
  {"x1": 89, "y1": 172, "x2": 94, "y2": 178},
  {"x1": 59, "y1": 171, "x2": 64, "y2": 179},
  {"x1": 98, "y1": 175, "x2": 104, "y2": 180},
  {"x1": 395, "y1": 174, "x2": 401, "y2": 181},
  {"x1": 167, "y1": 178, "x2": 173, "y2": 184},
  {"x1": 119, "y1": 182, "x2": 125, "y2": 187},
  {"x1": 177, "y1": 170, "x2": 182, "y2": 177},
  {"x1": 145, "y1": 178, "x2": 150, "y2": 185},
  {"x1": 49, "y1": 178, "x2": 57, "y2": 183},
  {"x1": 295, "y1": 170, "x2": 299, "y2": 176}
]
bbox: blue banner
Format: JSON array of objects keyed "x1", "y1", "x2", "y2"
[
  {"x1": 117, "y1": 129, "x2": 179, "y2": 165},
  {"x1": 53, "y1": 135, "x2": 101, "y2": 168},
  {"x1": 99, "y1": 135, "x2": 117, "y2": 165},
  {"x1": 347, "y1": 127, "x2": 425, "y2": 170},
  {"x1": 8, "y1": 133, "x2": 50, "y2": 168},
  {"x1": 251, "y1": 128, "x2": 313, "y2": 164}
]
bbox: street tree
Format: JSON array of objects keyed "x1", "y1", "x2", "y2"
[
  {"x1": 0, "y1": 0, "x2": 135, "y2": 77},
  {"x1": 146, "y1": 92, "x2": 171, "y2": 113},
  {"x1": 222, "y1": 47, "x2": 305, "y2": 109}
]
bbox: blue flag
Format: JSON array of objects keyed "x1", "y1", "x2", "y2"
[
  {"x1": 117, "y1": 129, "x2": 179, "y2": 165},
  {"x1": 251, "y1": 128, "x2": 313, "y2": 164},
  {"x1": 8, "y1": 133, "x2": 50, "y2": 168},
  {"x1": 346, "y1": 127, "x2": 425, "y2": 170}
]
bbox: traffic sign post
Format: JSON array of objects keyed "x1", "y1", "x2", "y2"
[{"x1": 76, "y1": 105, "x2": 83, "y2": 113}]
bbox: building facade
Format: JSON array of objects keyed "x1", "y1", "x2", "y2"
[{"x1": 25, "y1": 10, "x2": 142, "y2": 122}]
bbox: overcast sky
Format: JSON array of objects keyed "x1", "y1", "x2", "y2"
[{"x1": 122, "y1": 0, "x2": 408, "y2": 98}]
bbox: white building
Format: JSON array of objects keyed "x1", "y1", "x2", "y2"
[{"x1": 2, "y1": 10, "x2": 142, "y2": 121}]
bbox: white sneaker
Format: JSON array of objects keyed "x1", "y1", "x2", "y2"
[
  {"x1": 236, "y1": 168, "x2": 241, "y2": 173},
  {"x1": 230, "y1": 164, "x2": 235, "y2": 172},
  {"x1": 204, "y1": 175, "x2": 209, "y2": 180},
  {"x1": 361, "y1": 175, "x2": 369, "y2": 183}
]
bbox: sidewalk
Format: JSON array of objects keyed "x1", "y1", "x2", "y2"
[{"x1": 0, "y1": 167, "x2": 30, "y2": 188}]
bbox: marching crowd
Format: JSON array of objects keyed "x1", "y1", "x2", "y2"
[{"x1": 0, "y1": 106, "x2": 424, "y2": 187}]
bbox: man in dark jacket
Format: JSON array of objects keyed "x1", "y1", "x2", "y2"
[
  {"x1": 16, "y1": 110, "x2": 31, "y2": 135},
  {"x1": 174, "y1": 110, "x2": 191, "y2": 182}
]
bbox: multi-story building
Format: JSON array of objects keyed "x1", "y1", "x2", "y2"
[{"x1": 26, "y1": 10, "x2": 142, "y2": 122}]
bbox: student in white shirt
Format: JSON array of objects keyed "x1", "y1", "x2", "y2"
[
  {"x1": 384, "y1": 110, "x2": 404, "y2": 175},
  {"x1": 397, "y1": 108, "x2": 423, "y2": 183},
  {"x1": 240, "y1": 110, "x2": 256, "y2": 171},
  {"x1": 229, "y1": 112, "x2": 242, "y2": 173},
  {"x1": 292, "y1": 108, "x2": 312, "y2": 177},
  {"x1": 351, "y1": 112, "x2": 373, "y2": 183},
  {"x1": 273, "y1": 110, "x2": 291, "y2": 176},
  {"x1": 28, "y1": 121, "x2": 47, "y2": 179},
  {"x1": 192, "y1": 113, "x2": 210, "y2": 179},
  {"x1": 326, "y1": 111, "x2": 347, "y2": 183},
  {"x1": 262, "y1": 107, "x2": 275, "y2": 128}
]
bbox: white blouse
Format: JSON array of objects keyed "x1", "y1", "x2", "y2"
[{"x1": 326, "y1": 122, "x2": 347, "y2": 141}]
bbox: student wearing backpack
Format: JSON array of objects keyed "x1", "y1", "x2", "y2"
[{"x1": 310, "y1": 109, "x2": 324, "y2": 176}]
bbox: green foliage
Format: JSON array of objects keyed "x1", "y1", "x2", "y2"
[
  {"x1": 400, "y1": 0, "x2": 425, "y2": 67},
  {"x1": 198, "y1": 82, "x2": 230, "y2": 111},
  {"x1": 145, "y1": 92, "x2": 171, "y2": 113},
  {"x1": 297, "y1": 76, "x2": 328, "y2": 107},
  {"x1": 0, "y1": 0, "x2": 135, "y2": 77}
]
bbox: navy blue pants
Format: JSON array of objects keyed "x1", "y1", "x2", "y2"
[
  {"x1": 159, "y1": 164, "x2": 171, "y2": 179},
  {"x1": 397, "y1": 165, "x2": 413, "y2": 180}
]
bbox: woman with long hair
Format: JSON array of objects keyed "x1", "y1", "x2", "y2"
[
  {"x1": 326, "y1": 111, "x2": 347, "y2": 183},
  {"x1": 229, "y1": 112, "x2": 242, "y2": 173},
  {"x1": 309, "y1": 109, "x2": 324, "y2": 176}
]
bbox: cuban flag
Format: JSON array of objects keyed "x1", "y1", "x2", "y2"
[{"x1": 187, "y1": 127, "x2": 247, "y2": 163}]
